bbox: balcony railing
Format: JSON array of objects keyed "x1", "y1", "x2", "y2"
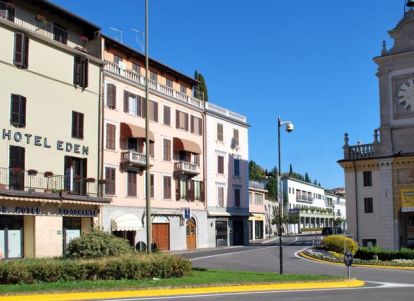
[
  {"x1": 174, "y1": 161, "x2": 199, "y2": 177},
  {"x1": 0, "y1": 167, "x2": 100, "y2": 198},
  {"x1": 104, "y1": 61, "x2": 204, "y2": 109},
  {"x1": 121, "y1": 151, "x2": 147, "y2": 169},
  {"x1": 205, "y1": 102, "x2": 247, "y2": 123},
  {"x1": 296, "y1": 195, "x2": 314, "y2": 203},
  {"x1": 343, "y1": 131, "x2": 379, "y2": 160}
]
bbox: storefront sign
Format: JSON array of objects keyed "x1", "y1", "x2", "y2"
[
  {"x1": 2, "y1": 129, "x2": 89, "y2": 156},
  {"x1": 401, "y1": 189, "x2": 414, "y2": 212},
  {"x1": 0, "y1": 205, "x2": 98, "y2": 217}
]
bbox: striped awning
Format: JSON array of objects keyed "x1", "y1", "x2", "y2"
[
  {"x1": 120, "y1": 123, "x2": 154, "y2": 142},
  {"x1": 111, "y1": 213, "x2": 143, "y2": 231},
  {"x1": 173, "y1": 137, "x2": 201, "y2": 154}
]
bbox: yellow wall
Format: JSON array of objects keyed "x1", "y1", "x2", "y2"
[{"x1": 23, "y1": 215, "x2": 34, "y2": 258}]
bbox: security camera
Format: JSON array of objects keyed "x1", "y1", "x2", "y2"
[{"x1": 285, "y1": 122, "x2": 294, "y2": 133}]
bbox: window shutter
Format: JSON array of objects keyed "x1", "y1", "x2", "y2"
[
  {"x1": 81, "y1": 58, "x2": 88, "y2": 88},
  {"x1": 9, "y1": 145, "x2": 25, "y2": 170},
  {"x1": 190, "y1": 116, "x2": 194, "y2": 133},
  {"x1": 149, "y1": 142, "x2": 155, "y2": 158},
  {"x1": 175, "y1": 179, "x2": 180, "y2": 200},
  {"x1": 10, "y1": 94, "x2": 20, "y2": 126},
  {"x1": 73, "y1": 56, "x2": 81, "y2": 85},
  {"x1": 153, "y1": 101, "x2": 158, "y2": 122},
  {"x1": 142, "y1": 98, "x2": 147, "y2": 118},
  {"x1": 72, "y1": 111, "x2": 78, "y2": 138},
  {"x1": 20, "y1": 96, "x2": 26, "y2": 127},
  {"x1": 128, "y1": 171, "x2": 137, "y2": 197},
  {"x1": 14, "y1": 32, "x2": 24, "y2": 67},
  {"x1": 79, "y1": 113, "x2": 84, "y2": 139},
  {"x1": 198, "y1": 118, "x2": 202, "y2": 135},
  {"x1": 137, "y1": 96, "x2": 142, "y2": 117},
  {"x1": 164, "y1": 176, "x2": 171, "y2": 199},
  {"x1": 106, "y1": 123, "x2": 115, "y2": 150},
  {"x1": 123, "y1": 91, "x2": 129, "y2": 113},
  {"x1": 176, "y1": 110, "x2": 180, "y2": 129},
  {"x1": 107, "y1": 84, "x2": 116, "y2": 108},
  {"x1": 185, "y1": 113, "x2": 189, "y2": 131},
  {"x1": 218, "y1": 156, "x2": 224, "y2": 174},
  {"x1": 23, "y1": 36, "x2": 29, "y2": 69},
  {"x1": 164, "y1": 106, "x2": 170, "y2": 126}
]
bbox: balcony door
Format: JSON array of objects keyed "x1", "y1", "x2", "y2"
[
  {"x1": 64, "y1": 156, "x2": 87, "y2": 195},
  {"x1": 9, "y1": 146, "x2": 25, "y2": 190}
]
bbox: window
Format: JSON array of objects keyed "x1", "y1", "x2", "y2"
[
  {"x1": 218, "y1": 155, "x2": 224, "y2": 174},
  {"x1": 193, "y1": 154, "x2": 200, "y2": 166},
  {"x1": 14, "y1": 33, "x2": 29, "y2": 69},
  {"x1": 150, "y1": 71, "x2": 158, "y2": 81},
  {"x1": 255, "y1": 193, "x2": 263, "y2": 205},
  {"x1": 194, "y1": 181, "x2": 201, "y2": 201},
  {"x1": 163, "y1": 105, "x2": 171, "y2": 126},
  {"x1": 180, "y1": 84, "x2": 186, "y2": 94},
  {"x1": 233, "y1": 129, "x2": 239, "y2": 147},
  {"x1": 163, "y1": 176, "x2": 171, "y2": 199},
  {"x1": 127, "y1": 171, "x2": 137, "y2": 197},
  {"x1": 179, "y1": 178, "x2": 187, "y2": 200},
  {"x1": 132, "y1": 63, "x2": 140, "y2": 73},
  {"x1": 217, "y1": 123, "x2": 223, "y2": 141},
  {"x1": 105, "y1": 167, "x2": 116, "y2": 195},
  {"x1": 234, "y1": 158, "x2": 240, "y2": 176},
  {"x1": 106, "y1": 83, "x2": 116, "y2": 109},
  {"x1": 114, "y1": 55, "x2": 122, "y2": 65},
  {"x1": 72, "y1": 111, "x2": 84, "y2": 139},
  {"x1": 150, "y1": 174, "x2": 155, "y2": 198},
  {"x1": 106, "y1": 123, "x2": 116, "y2": 150},
  {"x1": 149, "y1": 142, "x2": 155, "y2": 158},
  {"x1": 124, "y1": 91, "x2": 142, "y2": 116},
  {"x1": 176, "y1": 110, "x2": 189, "y2": 131},
  {"x1": 364, "y1": 197, "x2": 373, "y2": 213},
  {"x1": 53, "y1": 23, "x2": 68, "y2": 44},
  {"x1": 9, "y1": 145, "x2": 25, "y2": 190},
  {"x1": 191, "y1": 116, "x2": 202, "y2": 135},
  {"x1": 163, "y1": 139, "x2": 171, "y2": 161},
  {"x1": 73, "y1": 56, "x2": 88, "y2": 88},
  {"x1": 166, "y1": 78, "x2": 173, "y2": 88},
  {"x1": 148, "y1": 100, "x2": 158, "y2": 122},
  {"x1": 234, "y1": 188, "x2": 241, "y2": 207},
  {"x1": 363, "y1": 171, "x2": 372, "y2": 187},
  {"x1": 10, "y1": 94, "x2": 26, "y2": 128},
  {"x1": 362, "y1": 239, "x2": 377, "y2": 248},
  {"x1": 218, "y1": 186, "x2": 224, "y2": 207}
]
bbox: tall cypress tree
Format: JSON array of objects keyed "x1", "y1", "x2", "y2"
[{"x1": 194, "y1": 70, "x2": 208, "y2": 102}]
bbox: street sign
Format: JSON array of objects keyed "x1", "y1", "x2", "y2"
[
  {"x1": 344, "y1": 251, "x2": 353, "y2": 267},
  {"x1": 183, "y1": 208, "x2": 191, "y2": 220}
]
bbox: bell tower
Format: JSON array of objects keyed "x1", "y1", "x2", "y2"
[{"x1": 375, "y1": 6, "x2": 414, "y2": 156}]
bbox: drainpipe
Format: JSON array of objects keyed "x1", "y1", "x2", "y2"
[
  {"x1": 352, "y1": 161, "x2": 359, "y2": 243},
  {"x1": 203, "y1": 106, "x2": 207, "y2": 210}
]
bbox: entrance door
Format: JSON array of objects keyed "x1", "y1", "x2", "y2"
[
  {"x1": 152, "y1": 223, "x2": 170, "y2": 251},
  {"x1": 255, "y1": 221, "x2": 263, "y2": 239},
  {"x1": 7, "y1": 230, "x2": 22, "y2": 258},
  {"x1": 232, "y1": 220, "x2": 244, "y2": 245},
  {"x1": 186, "y1": 218, "x2": 196, "y2": 250},
  {"x1": 216, "y1": 221, "x2": 228, "y2": 247},
  {"x1": 0, "y1": 216, "x2": 23, "y2": 259}
]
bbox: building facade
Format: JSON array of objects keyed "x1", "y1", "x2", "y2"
[
  {"x1": 248, "y1": 181, "x2": 266, "y2": 241},
  {"x1": 0, "y1": 0, "x2": 107, "y2": 259},
  {"x1": 205, "y1": 102, "x2": 249, "y2": 247},
  {"x1": 264, "y1": 198, "x2": 278, "y2": 238},
  {"x1": 100, "y1": 36, "x2": 208, "y2": 251},
  {"x1": 339, "y1": 9, "x2": 414, "y2": 250},
  {"x1": 283, "y1": 177, "x2": 336, "y2": 234}
]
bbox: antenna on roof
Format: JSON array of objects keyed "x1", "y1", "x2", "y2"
[
  {"x1": 131, "y1": 28, "x2": 144, "y2": 52},
  {"x1": 110, "y1": 27, "x2": 123, "y2": 43}
]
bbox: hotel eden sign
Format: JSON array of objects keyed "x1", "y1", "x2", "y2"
[{"x1": 2, "y1": 129, "x2": 89, "y2": 156}]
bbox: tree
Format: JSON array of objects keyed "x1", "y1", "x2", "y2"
[
  {"x1": 304, "y1": 172, "x2": 311, "y2": 183},
  {"x1": 289, "y1": 164, "x2": 293, "y2": 175},
  {"x1": 313, "y1": 179, "x2": 318, "y2": 185},
  {"x1": 266, "y1": 176, "x2": 278, "y2": 201},
  {"x1": 249, "y1": 160, "x2": 266, "y2": 180},
  {"x1": 194, "y1": 71, "x2": 208, "y2": 102}
]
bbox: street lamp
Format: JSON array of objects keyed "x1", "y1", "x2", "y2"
[
  {"x1": 405, "y1": 0, "x2": 414, "y2": 13},
  {"x1": 277, "y1": 117, "x2": 294, "y2": 275}
]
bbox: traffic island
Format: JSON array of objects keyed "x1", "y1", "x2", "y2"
[{"x1": 0, "y1": 269, "x2": 364, "y2": 300}]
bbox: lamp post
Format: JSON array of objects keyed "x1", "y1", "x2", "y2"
[
  {"x1": 405, "y1": 0, "x2": 414, "y2": 13},
  {"x1": 144, "y1": 0, "x2": 152, "y2": 253},
  {"x1": 277, "y1": 117, "x2": 294, "y2": 275}
]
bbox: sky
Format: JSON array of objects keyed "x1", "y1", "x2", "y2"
[{"x1": 52, "y1": 0, "x2": 403, "y2": 188}]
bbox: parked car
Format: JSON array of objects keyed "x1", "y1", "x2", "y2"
[{"x1": 322, "y1": 227, "x2": 343, "y2": 236}]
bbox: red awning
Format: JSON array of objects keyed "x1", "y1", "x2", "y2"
[
  {"x1": 173, "y1": 137, "x2": 201, "y2": 154},
  {"x1": 120, "y1": 123, "x2": 154, "y2": 142}
]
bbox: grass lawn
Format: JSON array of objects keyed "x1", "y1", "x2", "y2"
[{"x1": 0, "y1": 269, "x2": 343, "y2": 295}]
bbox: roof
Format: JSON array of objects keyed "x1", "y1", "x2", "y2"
[
  {"x1": 102, "y1": 34, "x2": 199, "y2": 86},
  {"x1": 28, "y1": 0, "x2": 100, "y2": 34}
]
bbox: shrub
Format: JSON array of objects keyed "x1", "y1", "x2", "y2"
[
  {"x1": 66, "y1": 230, "x2": 133, "y2": 258},
  {"x1": 0, "y1": 255, "x2": 191, "y2": 284},
  {"x1": 321, "y1": 235, "x2": 358, "y2": 255},
  {"x1": 355, "y1": 247, "x2": 414, "y2": 261}
]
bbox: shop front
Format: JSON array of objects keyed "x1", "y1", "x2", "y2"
[
  {"x1": 0, "y1": 196, "x2": 103, "y2": 258},
  {"x1": 248, "y1": 214, "x2": 265, "y2": 240}
]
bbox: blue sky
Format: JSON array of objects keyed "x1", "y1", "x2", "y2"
[{"x1": 53, "y1": 0, "x2": 403, "y2": 188}]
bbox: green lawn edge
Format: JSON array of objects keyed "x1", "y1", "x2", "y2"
[{"x1": 0, "y1": 268, "x2": 343, "y2": 295}]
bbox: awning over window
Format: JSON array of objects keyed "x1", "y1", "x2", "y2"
[
  {"x1": 111, "y1": 213, "x2": 143, "y2": 231},
  {"x1": 173, "y1": 137, "x2": 201, "y2": 154},
  {"x1": 120, "y1": 123, "x2": 154, "y2": 142}
]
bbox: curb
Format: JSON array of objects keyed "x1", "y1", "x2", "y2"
[
  {"x1": 0, "y1": 280, "x2": 365, "y2": 301},
  {"x1": 299, "y1": 250, "x2": 414, "y2": 271}
]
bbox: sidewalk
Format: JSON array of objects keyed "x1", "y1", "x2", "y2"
[{"x1": 0, "y1": 280, "x2": 365, "y2": 301}]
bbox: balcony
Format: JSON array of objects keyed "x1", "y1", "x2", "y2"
[
  {"x1": 121, "y1": 151, "x2": 148, "y2": 170},
  {"x1": 205, "y1": 102, "x2": 247, "y2": 123},
  {"x1": 104, "y1": 60, "x2": 204, "y2": 109},
  {"x1": 174, "y1": 161, "x2": 199, "y2": 177},
  {"x1": 296, "y1": 195, "x2": 314, "y2": 203},
  {"x1": 0, "y1": 167, "x2": 105, "y2": 201},
  {"x1": 343, "y1": 131, "x2": 379, "y2": 160}
]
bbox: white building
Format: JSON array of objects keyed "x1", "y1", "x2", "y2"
[
  {"x1": 282, "y1": 177, "x2": 339, "y2": 234},
  {"x1": 264, "y1": 198, "x2": 278, "y2": 237},
  {"x1": 205, "y1": 102, "x2": 249, "y2": 247}
]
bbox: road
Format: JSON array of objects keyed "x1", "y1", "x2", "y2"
[{"x1": 100, "y1": 236, "x2": 414, "y2": 300}]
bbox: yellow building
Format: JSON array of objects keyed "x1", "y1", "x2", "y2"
[{"x1": 0, "y1": 0, "x2": 108, "y2": 258}]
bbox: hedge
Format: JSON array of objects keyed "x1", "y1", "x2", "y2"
[
  {"x1": 355, "y1": 247, "x2": 414, "y2": 261},
  {"x1": 0, "y1": 254, "x2": 191, "y2": 284},
  {"x1": 321, "y1": 235, "x2": 358, "y2": 255}
]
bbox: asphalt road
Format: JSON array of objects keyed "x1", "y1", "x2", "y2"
[{"x1": 98, "y1": 236, "x2": 414, "y2": 301}]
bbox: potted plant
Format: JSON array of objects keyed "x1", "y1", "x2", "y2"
[
  {"x1": 4, "y1": 2, "x2": 15, "y2": 9},
  {"x1": 27, "y1": 169, "x2": 38, "y2": 176},
  {"x1": 80, "y1": 35, "x2": 89, "y2": 43},
  {"x1": 35, "y1": 14, "x2": 47, "y2": 23},
  {"x1": 85, "y1": 178, "x2": 95, "y2": 183},
  {"x1": 10, "y1": 167, "x2": 22, "y2": 175}
]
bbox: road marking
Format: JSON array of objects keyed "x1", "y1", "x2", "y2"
[{"x1": 100, "y1": 281, "x2": 413, "y2": 301}]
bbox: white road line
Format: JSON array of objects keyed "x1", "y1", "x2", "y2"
[{"x1": 101, "y1": 282, "x2": 414, "y2": 301}]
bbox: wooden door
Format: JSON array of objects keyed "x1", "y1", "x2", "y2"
[
  {"x1": 152, "y1": 223, "x2": 170, "y2": 251},
  {"x1": 186, "y1": 218, "x2": 196, "y2": 250}
]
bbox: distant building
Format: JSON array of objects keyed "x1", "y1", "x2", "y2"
[
  {"x1": 248, "y1": 181, "x2": 266, "y2": 240},
  {"x1": 339, "y1": 9, "x2": 414, "y2": 250}
]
